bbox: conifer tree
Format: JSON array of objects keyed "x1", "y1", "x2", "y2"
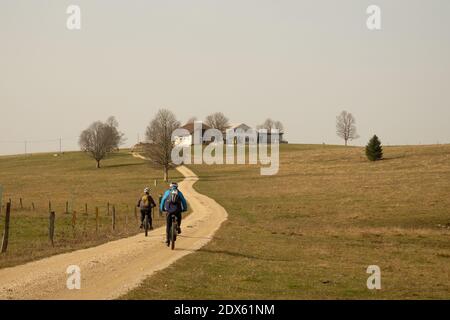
[{"x1": 365, "y1": 135, "x2": 383, "y2": 161}]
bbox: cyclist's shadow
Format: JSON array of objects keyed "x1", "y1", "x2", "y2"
[{"x1": 177, "y1": 246, "x2": 293, "y2": 262}]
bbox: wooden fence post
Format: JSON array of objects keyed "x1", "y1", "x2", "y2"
[
  {"x1": 95, "y1": 207, "x2": 99, "y2": 233},
  {"x1": 125, "y1": 211, "x2": 128, "y2": 232},
  {"x1": 32, "y1": 202, "x2": 35, "y2": 211},
  {"x1": 82, "y1": 211, "x2": 88, "y2": 236},
  {"x1": 107, "y1": 202, "x2": 110, "y2": 216},
  {"x1": 65, "y1": 201, "x2": 69, "y2": 214},
  {"x1": 0, "y1": 185, "x2": 3, "y2": 214},
  {"x1": 72, "y1": 210, "x2": 77, "y2": 230},
  {"x1": 112, "y1": 205, "x2": 116, "y2": 231},
  {"x1": 48, "y1": 201, "x2": 52, "y2": 214},
  {"x1": 85, "y1": 203, "x2": 88, "y2": 215},
  {"x1": 20, "y1": 198, "x2": 23, "y2": 209},
  {"x1": 49, "y1": 211, "x2": 55, "y2": 247},
  {"x1": 1, "y1": 202, "x2": 11, "y2": 253}
]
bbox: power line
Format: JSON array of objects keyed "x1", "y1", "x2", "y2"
[
  {"x1": 0, "y1": 136, "x2": 79, "y2": 155},
  {"x1": 0, "y1": 137, "x2": 78, "y2": 144}
]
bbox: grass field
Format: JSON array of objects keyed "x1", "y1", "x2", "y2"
[
  {"x1": 0, "y1": 150, "x2": 182, "y2": 269},
  {"x1": 123, "y1": 144, "x2": 450, "y2": 299}
]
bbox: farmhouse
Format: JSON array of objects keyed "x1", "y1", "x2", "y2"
[
  {"x1": 171, "y1": 120, "x2": 287, "y2": 146},
  {"x1": 228, "y1": 123, "x2": 252, "y2": 132},
  {"x1": 226, "y1": 123, "x2": 254, "y2": 144},
  {"x1": 227, "y1": 123, "x2": 285, "y2": 144},
  {"x1": 173, "y1": 122, "x2": 212, "y2": 146}
]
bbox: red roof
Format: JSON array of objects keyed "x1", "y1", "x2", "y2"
[{"x1": 180, "y1": 122, "x2": 212, "y2": 134}]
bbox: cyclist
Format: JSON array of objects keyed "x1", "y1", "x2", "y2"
[
  {"x1": 160, "y1": 182, "x2": 187, "y2": 246},
  {"x1": 137, "y1": 187, "x2": 157, "y2": 230}
]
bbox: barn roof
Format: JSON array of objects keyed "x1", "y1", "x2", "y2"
[
  {"x1": 229, "y1": 123, "x2": 252, "y2": 130},
  {"x1": 180, "y1": 122, "x2": 212, "y2": 134}
]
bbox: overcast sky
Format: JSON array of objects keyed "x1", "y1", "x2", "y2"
[{"x1": 1, "y1": 0, "x2": 449, "y2": 155}]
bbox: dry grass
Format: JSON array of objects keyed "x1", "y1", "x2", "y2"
[
  {"x1": 123, "y1": 144, "x2": 450, "y2": 299},
  {"x1": 0, "y1": 150, "x2": 183, "y2": 268}
]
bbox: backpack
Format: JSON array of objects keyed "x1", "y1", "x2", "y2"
[
  {"x1": 164, "y1": 190, "x2": 181, "y2": 214},
  {"x1": 141, "y1": 194, "x2": 151, "y2": 208}
]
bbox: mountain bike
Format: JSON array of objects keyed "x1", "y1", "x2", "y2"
[
  {"x1": 144, "y1": 213, "x2": 150, "y2": 237},
  {"x1": 168, "y1": 213, "x2": 178, "y2": 250},
  {"x1": 143, "y1": 207, "x2": 154, "y2": 237}
]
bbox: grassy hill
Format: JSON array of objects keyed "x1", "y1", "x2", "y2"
[
  {"x1": 0, "y1": 150, "x2": 182, "y2": 268},
  {"x1": 123, "y1": 144, "x2": 450, "y2": 299}
]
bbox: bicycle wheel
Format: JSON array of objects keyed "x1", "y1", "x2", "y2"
[
  {"x1": 171, "y1": 218, "x2": 177, "y2": 250},
  {"x1": 144, "y1": 215, "x2": 149, "y2": 237}
]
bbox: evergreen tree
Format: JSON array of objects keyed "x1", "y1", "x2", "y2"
[{"x1": 365, "y1": 135, "x2": 383, "y2": 161}]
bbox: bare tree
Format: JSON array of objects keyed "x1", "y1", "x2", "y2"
[
  {"x1": 204, "y1": 112, "x2": 230, "y2": 132},
  {"x1": 144, "y1": 109, "x2": 180, "y2": 181},
  {"x1": 257, "y1": 118, "x2": 284, "y2": 132},
  {"x1": 79, "y1": 116, "x2": 125, "y2": 168},
  {"x1": 336, "y1": 110, "x2": 359, "y2": 146}
]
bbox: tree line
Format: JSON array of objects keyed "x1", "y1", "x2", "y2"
[
  {"x1": 78, "y1": 111, "x2": 285, "y2": 179},
  {"x1": 78, "y1": 109, "x2": 383, "y2": 178}
]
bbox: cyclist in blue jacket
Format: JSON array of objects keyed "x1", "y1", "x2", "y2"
[{"x1": 160, "y1": 182, "x2": 187, "y2": 246}]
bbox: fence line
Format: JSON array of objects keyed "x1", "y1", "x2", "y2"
[{"x1": 0, "y1": 197, "x2": 165, "y2": 253}]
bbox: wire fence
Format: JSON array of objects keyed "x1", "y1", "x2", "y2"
[{"x1": 0, "y1": 196, "x2": 164, "y2": 255}]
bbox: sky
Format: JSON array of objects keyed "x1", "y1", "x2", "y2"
[{"x1": 1, "y1": 0, "x2": 449, "y2": 155}]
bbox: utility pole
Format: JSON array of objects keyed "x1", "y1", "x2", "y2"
[
  {"x1": 59, "y1": 137, "x2": 62, "y2": 154},
  {"x1": 24, "y1": 140, "x2": 27, "y2": 156}
]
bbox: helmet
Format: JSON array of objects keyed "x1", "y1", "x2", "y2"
[
  {"x1": 169, "y1": 182, "x2": 178, "y2": 189},
  {"x1": 144, "y1": 187, "x2": 150, "y2": 193}
]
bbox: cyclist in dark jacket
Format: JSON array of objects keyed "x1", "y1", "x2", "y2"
[{"x1": 137, "y1": 187, "x2": 157, "y2": 230}]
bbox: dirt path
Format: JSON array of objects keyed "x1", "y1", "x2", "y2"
[{"x1": 0, "y1": 166, "x2": 228, "y2": 300}]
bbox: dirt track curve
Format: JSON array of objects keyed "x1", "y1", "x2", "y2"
[{"x1": 0, "y1": 165, "x2": 228, "y2": 300}]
